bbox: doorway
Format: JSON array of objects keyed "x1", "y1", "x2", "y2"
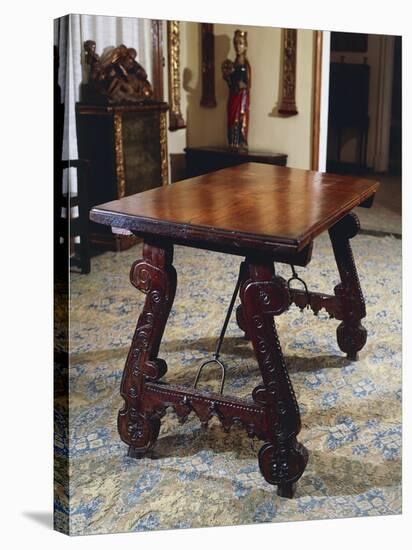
[{"x1": 325, "y1": 31, "x2": 402, "y2": 236}]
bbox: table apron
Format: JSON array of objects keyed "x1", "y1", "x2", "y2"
[{"x1": 132, "y1": 232, "x2": 314, "y2": 267}]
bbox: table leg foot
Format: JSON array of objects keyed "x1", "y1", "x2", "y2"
[
  {"x1": 277, "y1": 482, "x2": 296, "y2": 499},
  {"x1": 120, "y1": 412, "x2": 161, "y2": 457},
  {"x1": 258, "y1": 439, "x2": 308, "y2": 497},
  {"x1": 337, "y1": 320, "x2": 367, "y2": 361},
  {"x1": 127, "y1": 445, "x2": 146, "y2": 459},
  {"x1": 128, "y1": 445, "x2": 147, "y2": 459}
]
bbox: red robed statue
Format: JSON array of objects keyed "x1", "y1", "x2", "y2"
[{"x1": 221, "y1": 30, "x2": 251, "y2": 150}]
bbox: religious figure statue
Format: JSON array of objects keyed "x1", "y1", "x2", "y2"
[
  {"x1": 221, "y1": 30, "x2": 251, "y2": 150},
  {"x1": 83, "y1": 41, "x2": 153, "y2": 104}
]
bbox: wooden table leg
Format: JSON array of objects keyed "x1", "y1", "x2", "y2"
[
  {"x1": 240, "y1": 259, "x2": 308, "y2": 497},
  {"x1": 329, "y1": 213, "x2": 367, "y2": 361},
  {"x1": 118, "y1": 239, "x2": 177, "y2": 458}
]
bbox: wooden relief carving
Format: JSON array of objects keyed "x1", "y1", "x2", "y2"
[
  {"x1": 278, "y1": 29, "x2": 298, "y2": 116},
  {"x1": 200, "y1": 23, "x2": 217, "y2": 107},
  {"x1": 83, "y1": 41, "x2": 153, "y2": 104},
  {"x1": 167, "y1": 21, "x2": 186, "y2": 131}
]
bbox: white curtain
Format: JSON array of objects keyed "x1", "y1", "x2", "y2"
[{"x1": 54, "y1": 14, "x2": 153, "y2": 165}]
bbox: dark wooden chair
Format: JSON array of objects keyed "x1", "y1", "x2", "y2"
[{"x1": 58, "y1": 159, "x2": 91, "y2": 274}]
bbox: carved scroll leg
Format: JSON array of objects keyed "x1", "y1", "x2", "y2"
[
  {"x1": 329, "y1": 213, "x2": 367, "y2": 361},
  {"x1": 240, "y1": 260, "x2": 308, "y2": 498},
  {"x1": 118, "y1": 240, "x2": 177, "y2": 458}
]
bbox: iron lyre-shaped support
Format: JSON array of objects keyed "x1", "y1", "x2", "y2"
[
  {"x1": 287, "y1": 264, "x2": 310, "y2": 307},
  {"x1": 193, "y1": 264, "x2": 244, "y2": 394}
]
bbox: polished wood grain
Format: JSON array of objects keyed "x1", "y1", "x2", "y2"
[{"x1": 90, "y1": 162, "x2": 379, "y2": 253}]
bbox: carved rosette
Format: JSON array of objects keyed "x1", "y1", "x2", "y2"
[
  {"x1": 240, "y1": 263, "x2": 308, "y2": 494},
  {"x1": 118, "y1": 243, "x2": 176, "y2": 455},
  {"x1": 278, "y1": 29, "x2": 298, "y2": 116},
  {"x1": 113, "y1": 112, "x2": 126, "y2": 198},
  {"x1": 167, "y1": 21, "x2": 186, "y2": 131}
]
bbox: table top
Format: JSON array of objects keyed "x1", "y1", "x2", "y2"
[{"x1": 90, "y1": 163, "x2": 379, "y2": 254}]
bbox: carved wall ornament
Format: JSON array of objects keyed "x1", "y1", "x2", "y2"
[
  {"x1": 200, "y1": 23, "x2": 217, "y2": 108},
  {"x1": 278, "y1": 29, "x2": 298, "y2": 116},
  {"x1": 167, "y1": 21, "x2": 186, "y2": 131},
  {"x1": 83, "y1": 41, "x2": 153, "y2": 104}
]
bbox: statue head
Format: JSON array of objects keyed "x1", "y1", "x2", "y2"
[
  {"x1": 234, "y1": 30, "x2": 248, "y2": 55},
  {"x1": 84, "y1": 40, "x2": 96, "y2": 54},
  {"x1": 127, "y1": 48, "x2": 137, "y2": 59},
  {"x1": 122, "y1": 48, "x2": 138, "y2": 71}
]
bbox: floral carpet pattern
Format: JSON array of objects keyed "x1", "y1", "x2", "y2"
[{"x1": 56, "y1": 232, "x2": 402, "y2": 535}]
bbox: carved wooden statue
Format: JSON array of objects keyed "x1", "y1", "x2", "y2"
[
  {"x1": 222, "y1": 30, "x2": 251, "y2": 150},
  {"x1": 83, "y1": 41, "x2": 153, "y2": 104}
]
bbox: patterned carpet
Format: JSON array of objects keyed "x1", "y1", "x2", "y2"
[{"x1": 55, "y1": 231, "x2": 402, "y2": 535}]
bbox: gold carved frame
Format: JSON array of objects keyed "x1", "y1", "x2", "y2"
[
  {"x1": 113, "y1": 112, "x2": 126, "y2": 197},
  {"x1": 113, "y1": 106, "x2": 169, "y2": 195},
  {"x1": 167, "y1": 21, "x2": 186, "y2": 131},
  {"x1": 159, "y1": 110, "x2": 169, "y2": 185}
]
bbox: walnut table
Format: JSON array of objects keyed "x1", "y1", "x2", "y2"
[{"x1": 90, "y1": 163, "x2": 379, "y2": 498}]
